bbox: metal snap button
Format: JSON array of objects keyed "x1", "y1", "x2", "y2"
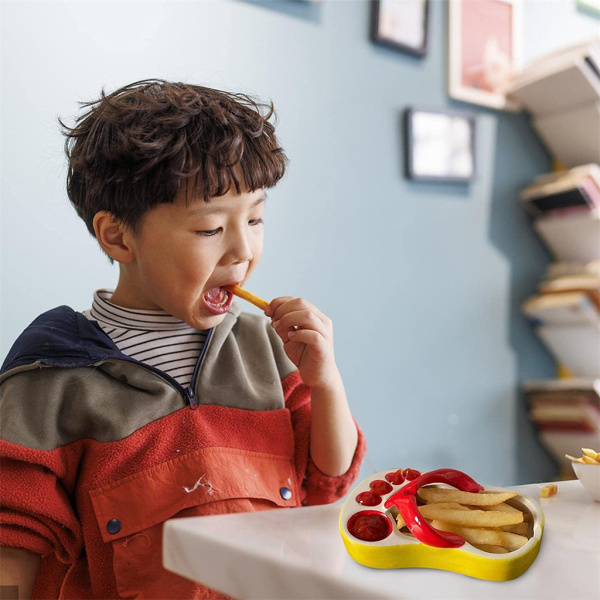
[
  {"x1": 280, "y1": 486, "x2": 292, "y2": 500},
  {"x1": 106, "y1": 518, "x2": 122, "y2": 534}
]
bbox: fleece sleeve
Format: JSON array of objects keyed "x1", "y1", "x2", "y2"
[
  {"x1": 282, "y1": 370, "x2": 366, "y2": 506},
  {"x1": 0, "y1": 439, "x2": 84, "y2": 563}
]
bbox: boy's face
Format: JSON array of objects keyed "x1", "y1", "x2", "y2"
[{"x1": 116, "y1": 186, "x2": 265, "y2": 330}]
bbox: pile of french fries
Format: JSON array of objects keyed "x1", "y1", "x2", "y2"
[
  {"x1": 565, "y1": 447, "x2": 600, "y2": 465},
  {"x1": 394, "y1": 486, "x2": 532, "y2": 554}
]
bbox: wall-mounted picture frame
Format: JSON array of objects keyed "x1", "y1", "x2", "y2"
[
  {"x1": 405, "y1": 107, "x2": 477, "y2": 183},
  {"x1": 448, "y1": 0, "x2": 522, "y2": 111},
  {"x1": 371, "y1": 0, "x2": 429, "y2": 57}
]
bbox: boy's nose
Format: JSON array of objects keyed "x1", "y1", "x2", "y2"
[{"x1": 227, "y1": 233, "x2": 254, "y2": 265}]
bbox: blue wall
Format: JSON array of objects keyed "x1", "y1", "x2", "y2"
[{"x1": 2, "y1": 0, "x2": 597, "y2": 485}]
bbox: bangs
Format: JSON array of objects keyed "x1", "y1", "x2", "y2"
[{"x1": 184, "y1": 112, "x2": 287, "y2": 201}]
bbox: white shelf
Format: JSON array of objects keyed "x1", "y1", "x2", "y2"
[
  {"x1": 509, "y1": 40, "x2": 600, "y2": 115},
  {"x1": 534, "y1": 102, "x2": 600, "y2": 168},
  {"x1": 509, "y1": 40, "x2": 600, "y2": 167},
  {"x1": 537, "y1": 323, "x2": 600, "y2": 378},
  {"x1": 533, "y1": 210, "x2": 600, "y2": 262}
]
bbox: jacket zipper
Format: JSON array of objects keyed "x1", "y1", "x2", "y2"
[{"x1": 112, "y1": 328, "x2": 214, "y2": 411}]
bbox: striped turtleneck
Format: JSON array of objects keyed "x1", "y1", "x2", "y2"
[{"x1": 83, "y1": 289, "x2": 209, "y2": 387}]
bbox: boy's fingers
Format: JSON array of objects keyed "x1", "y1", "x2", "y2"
[
  {"x1": 269, "y1": 297, "x2": 330, "y2": 327},
  {"x1": 265, "y1": 296, "x2": 295, "y2": 317},
  {"x1": 286, "y1": 328, "x2": 323, "y2": 347},
  {"x1": 274, "y1": 310, "x2": 329, "y2": 337}
]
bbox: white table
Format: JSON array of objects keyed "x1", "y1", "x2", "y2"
[{"x1": 163, "y1": 481, "x2": 600, "y2": 600}]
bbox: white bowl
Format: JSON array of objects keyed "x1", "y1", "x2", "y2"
[{"x1": 573, "y1": 462, "x2": 600, "y2": 502}]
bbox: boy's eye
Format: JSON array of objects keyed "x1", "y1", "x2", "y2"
[
  {"x1": 197, "y1": 228, "x2": 222, "y2": 237},
  {"x1": 249, "y1": 218, "x2": 264, "y2": 226}
]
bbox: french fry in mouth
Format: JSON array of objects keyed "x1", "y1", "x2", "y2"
[{"x1": 226, "y1": 285, "x2": 270, "y2": 312}]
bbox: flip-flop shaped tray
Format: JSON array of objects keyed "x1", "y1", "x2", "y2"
[{"x1": 339, "y1": 468, "x2": 544, "y2": 581}]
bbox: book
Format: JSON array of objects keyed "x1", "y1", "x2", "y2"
[
  {"x1": 539, "y1": 275, "x2": 600, "y2": 311},
  {"x1": 531, "y1": 163, "x2": 600, "y2": 189},
  {"x1": 520, "y1": 177, "x2": 600, "y2": 217},
  {"x1": 529, "y1": 402, "x2": 599, "y2": 433},
  {"x1": 533, "y1": 209, "x2": 600, "y2": 262},
  {"x1": 524, "y1": 380, "x2": 600, "y2": 465},
  {"x1": 521, "y1": 292, "x2": 600, "y2": 325},
  {"x1": 521, "y1": 163, "x2": 600, "y2": 198},
  {"x1": 544, "y1": 260, "x2": 600, "y2": 280},
  {"x1": 523, "y1": 376, "x2": 600, "y2": 401},
  {"x1": 525, "y1": 379, "x2": 600, "y2": 430},
  {"x1": 530, "y1": 396, "x2": 600, "y2": 415},
  {"x1": 536, "y1": 323, "x2": 600, "y2": 377}
]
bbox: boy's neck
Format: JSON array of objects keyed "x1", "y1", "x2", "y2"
[{"x1": 109, "y1": 269, "x2": 159, "y2": 311}]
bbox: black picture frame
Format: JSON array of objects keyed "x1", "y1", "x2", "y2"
[
  {"x1": 371, "y1": 0, "x2": 429, "y2": 57},
  {"x1": 404, "y1": 107, "x2": 477, "y2": 183}
]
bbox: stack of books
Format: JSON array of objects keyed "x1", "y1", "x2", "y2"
[
  {"x1": 508, "y1": 39, "x2": 600, "y2": 167},
  {"x1": 523, "y1": 379, "x2": 600, "y2": 474},
  {"x1": 520, "y1": 163, "x2": 600, "y2": 220},
  {"x1": 520, "y1": 165, "x2": 600, "y2": 472},
  {"x1": 520, "y1": 165, "x2": 600, "y2": 378}
]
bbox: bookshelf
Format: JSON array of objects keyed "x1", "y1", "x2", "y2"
[
  {"x1": 509, "y1": 39, "x2": 600, "y2": 167},
  {"x1": 508, "y1": 40, "x2": 600, "y2": 477}
]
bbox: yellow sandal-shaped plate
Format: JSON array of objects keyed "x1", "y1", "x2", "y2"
[{"x1": 340, "y1": 468, "x2": 544, "y2": 581}]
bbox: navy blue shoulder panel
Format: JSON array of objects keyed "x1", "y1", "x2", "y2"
[{"x1": 1, "y1": 306, "x2": 122, "y2": 375}]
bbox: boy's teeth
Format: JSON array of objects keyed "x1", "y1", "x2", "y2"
[{"x1": 205, "y1": 287, "x2": 228, "y2": 305}]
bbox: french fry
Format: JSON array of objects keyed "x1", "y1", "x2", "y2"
[
  {"x1": 540, "y1": 484, "x2": 557, "y2": 498},
  {"x1": 430, "y1": 520, "x2": 529, "y2": 551},
  {"x1": 478, "y1": 502, "x2": 522, "y2": 514},
  {"x1": 418, "y1": 505, "x2": 523, "y2": 527},
  {"x1": 565, "y1": 454, "x2": 585, "y2": 463},
  {"x1": 419, "y1": 502, "x2": 471, "y2": 511},
  {"x1": 413, "y1": 487, "x2": 535, "y2": 554},
  {"x1": 501, "y1": 522, "x2": 530, "y2": 536},
  {"x1": 565, "y1": 448, "x2": 600, "y2": 465},
  {"x1": 582, "y1": 448, "x2": 600, "y2": 461},
  {"x1": 418, "y1": 487, "x2": 517, "y2": 506},
  {"x1": 225, "y1": 285, "x2": 270, "y2": 312}
]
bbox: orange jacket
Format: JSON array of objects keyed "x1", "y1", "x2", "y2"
[{"x1": 0, "y1": 305, "x2": 366, "y2": 599}]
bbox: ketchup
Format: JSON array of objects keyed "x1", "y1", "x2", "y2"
[
  {"x1": 347, "y1": 511, "x2": 392, "y2": 542},
  {"x1": 356, "y1": 491, "x2": 382, "y2": 506},
  {"x1": 370, "y1": 479, "x2": 393, "y2": 495},
  {"x1": 385, "y1": 469, "x2": 406, "y2": 485},
  {"x1": 402, "y1": 468, "x2": 421, "y2": 480}
]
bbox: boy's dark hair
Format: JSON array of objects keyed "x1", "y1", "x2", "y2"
[{"x1": 60, "y1": 79, "x2": 288, "y2": 236}]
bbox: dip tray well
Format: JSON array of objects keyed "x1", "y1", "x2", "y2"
[{"x1": 339, "y1": 468, "x2": 545, "y2": 581}]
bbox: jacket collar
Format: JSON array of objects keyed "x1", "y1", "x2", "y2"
[{"x1": 0, "y1": 303, "x2": 242, "y2": 377}]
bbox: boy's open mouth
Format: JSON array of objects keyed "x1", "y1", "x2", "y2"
[{"x1": 202, "y1": 286, "x2": 234, "y2": 315}]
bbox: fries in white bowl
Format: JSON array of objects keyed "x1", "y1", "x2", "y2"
[{"x1": 566, "y1": 448, "x2": 600, "y2": 502}]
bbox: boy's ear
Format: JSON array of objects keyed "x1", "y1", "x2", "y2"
[{"x1": 93, "y1": 211, "x2": 135, "y2": 263}]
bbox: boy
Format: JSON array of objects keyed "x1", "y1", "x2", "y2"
[{"x1": 0, "y1": 80, "x2": 365, "y2": 599}]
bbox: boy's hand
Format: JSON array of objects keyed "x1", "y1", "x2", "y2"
[{"x1": 266, "y1": 297, "x2": 339, "y2": 390}]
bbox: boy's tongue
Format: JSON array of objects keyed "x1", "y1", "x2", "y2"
[{"x1": 204, "y1": 287, "x2": 228, "y2": 306}]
